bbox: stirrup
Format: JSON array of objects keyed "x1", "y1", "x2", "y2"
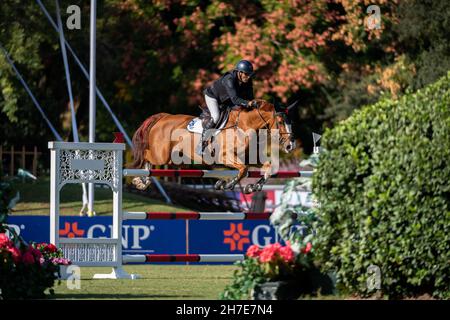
[
  {"x1": 195, "y1": 142, "x2": 202, "y2": 155},
  {"x1": 196, "y1": 141, "x2": 207, "y2": 155}
]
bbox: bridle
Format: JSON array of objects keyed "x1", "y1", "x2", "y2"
[
  {"x1": 220, "y1": 103, "x2": 293, "y2": 146},
  {"x1": 255, "y1": 105, "x2": 293, "y2": 146}
]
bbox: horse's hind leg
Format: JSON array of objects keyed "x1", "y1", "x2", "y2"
[{"x1": 132, "y1": 162, "x2": 152, "y2": 190}]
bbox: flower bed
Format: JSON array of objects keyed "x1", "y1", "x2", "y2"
[
  {"x1": 1, "y1": 180, "x2": 70, "y2": 299},
  {"x1": 221, "y1": 241, "x2": 333, "y2": 300},
  {"x1": 0, "y1": 232, "x2": 71, "y2": 299}
]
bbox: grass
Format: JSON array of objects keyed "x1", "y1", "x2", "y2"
[
  {"x1": 8, "y1": 178, "x2": 343, "y2": 300},
  {"x1": 50, "y1": 265, "x2": 238, "y2": 300},
  {"x1": 11, "y1": 177, "x2": 189, "y2": 216},
  {"x1": 10, "y1": 178, "x2": 238, "y2": 300}
]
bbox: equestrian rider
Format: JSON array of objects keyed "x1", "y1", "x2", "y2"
[{"x1": 197, "y1": 59, "x2": 258, "y2": 155}]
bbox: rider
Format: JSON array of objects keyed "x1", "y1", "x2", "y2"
[{"x1": 196, "y1": 59, "x2": 258, "y2": 155}]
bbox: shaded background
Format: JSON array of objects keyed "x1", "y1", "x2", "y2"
[{"x1": 1, "y1": 0, "x2": 449, "y2": 157}]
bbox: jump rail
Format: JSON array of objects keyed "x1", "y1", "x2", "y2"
[
  {"x1": 123, "y1": 211, "x2": 275, "y2": 220},
  {"x1": 123, "y1": 168, "x2": 313, "y2": 178},
  {"x1": 123, "y1": 254, "x2": 244, "y2": 263}
]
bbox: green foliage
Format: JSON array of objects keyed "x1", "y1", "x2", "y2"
[
  {"x1": 314, "y1": 71, "x2": 450, "y2": 298},
  {"x1": 220, "y1": 257, "x2": 267, "y2": 300},
  {"x1": 0, "y1": 180, "x2": 16, "y2": 226},
  {"x1": 271, "y1": 153, "x2": 319, "y2": 244},
  {"x1": 222, "y1": 152, "x2": 335, "y2": 300},
  {"x1": 396, "y1": 0, "x2": 450, "y2": 89}
]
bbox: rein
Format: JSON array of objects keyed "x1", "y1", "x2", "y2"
[{"x1": 218, "y1": 104, "x2": 292, "y2": 145}]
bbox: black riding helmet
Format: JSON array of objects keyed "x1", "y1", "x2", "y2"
[{"x1": 235, "y1": 60, "x2": 255, "y2": 77}]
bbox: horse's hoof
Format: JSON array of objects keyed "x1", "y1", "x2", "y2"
[
  {"x1": 132, "y1": 177, "x2": 142, "y2": 187},
  {"x1": 141, "y1": 182, "x2": 152, "y2": 190},
  {"x1": 224, "y1": 183, "x2": 235, "y2": 191},
  {"x1": 255, "y1": 183, "x2": 263, "y2": 192},
  {"x1": 215, "y1": 179, "x2": 226, "y2": 190},
  {"x1": 133, "y1": 181, "x2": 146, "y2": 190},
  {"x1": 244, "y1": 184, "x2": 254, "y2": 194},
  {"x1": 136, "y1": 183, "x2": 145, "y2": 190},
  {"x1": 132, "y1": 177, "x2": 151, "y2": 190}
]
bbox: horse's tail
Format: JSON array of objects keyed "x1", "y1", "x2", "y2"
[{"x1": 129, "y1": 113, "x2": 167, "y2": 169}]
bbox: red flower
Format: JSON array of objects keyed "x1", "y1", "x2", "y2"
[
  {"x1": 45, "y1": 243, "x2": 58, "y2": 253},
  {"x1": 0, "y1": 233, "x2": 13, "y2": 248},
  {"x1": 22, "y1": 251, "x2": 35, "y2": 264},
  {"x1": 271, "y1": 243, "x2": 282, "y2": 251},
  {"x1": 30, "y1": 246, "x2": 43, "y2": 260},
  {"x1": 301, "y1": 242, "x2": 312, "y2": 254},
  {"x1": 279, "y1": 245, "x2": 294, "y2": 263},
  {"x1": 8, "y1": 246, "x2": 21, "y2": 264},
  {"x1": 246, "y1": 245, "x2": 262, "y2": 258},
  {"x1": 259, "y1": 245, "x2": 278, "y2": 263}
]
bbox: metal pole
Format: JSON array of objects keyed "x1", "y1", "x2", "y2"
[
  {"x1": 55, "y1": 0, "x2": 79, "y2": 142},
  {"x1": 88, "y1": 0, "x2": 97, "y2": 216},
  {"x1": 36, "y1": 0, "x2": 133, "y2": 148}
]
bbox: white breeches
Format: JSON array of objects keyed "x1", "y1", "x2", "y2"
[{"x1": 204, "y1": 94, "x2": 220, "y2": 123}]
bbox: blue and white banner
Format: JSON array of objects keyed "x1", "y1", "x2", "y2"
[{"x1": 7, "y1": 216, "x2": 289, "y2": 263}]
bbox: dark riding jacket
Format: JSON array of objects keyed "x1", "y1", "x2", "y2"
[{"x1": 204, "y1": 70, "x2": 254, "y2": 108}]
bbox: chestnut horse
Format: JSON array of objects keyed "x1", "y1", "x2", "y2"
[{"x1": 129, "y1": 99, "x2": 296, "y2": 193}]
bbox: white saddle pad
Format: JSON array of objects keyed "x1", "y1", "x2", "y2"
[{"x1": 186, "y1": 117, "x2": 204, "y2": 134}]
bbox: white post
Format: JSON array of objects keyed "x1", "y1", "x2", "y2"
[
  {"x1": 88, "y1": 0, "x2": 97, "y2": 216},
  {"x1": 49, "y1": 146, "x2": 59, "y2": 246}
]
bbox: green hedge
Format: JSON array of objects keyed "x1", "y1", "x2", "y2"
[{"x1": 314, "y1": 71, "x2": 450, "y2": 298}]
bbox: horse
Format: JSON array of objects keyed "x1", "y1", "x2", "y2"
[{"x1": 129, "y1": 99, "x2": 297, "y2": 193}]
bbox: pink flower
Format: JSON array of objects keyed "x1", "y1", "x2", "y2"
[
  {"x1": 301, "y1": 242, "x2": 312, "y2": 254},
  {"x1": 22, "y1": 251, "x2": 35, "y2": 264},
  {"x1": 246, "y1": 245, "x2": 262, "y2": 258},
  {"x1": 259, "y1": 245, "x2": 278, "y2": 263},
  {"x1": 0, "y1": 233, "x2": 13, "y2": 248},
  {"x1": 51, "y1": 257, "x2": 71, "y2": 265},
  {"x1": 8, "y1": 246, "x2": 21, "y2": 264},
  {"x1": 279, "y1": 245, "x2": 294, "y2": 263},
  {"x1": 271, "y1": 243, "x2": 282, "y2": 251}
]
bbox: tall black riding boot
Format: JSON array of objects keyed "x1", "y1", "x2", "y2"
[{"x1": 196, "y1": 119, "x2": 215, "y2": 155}]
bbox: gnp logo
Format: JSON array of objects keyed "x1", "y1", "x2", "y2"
[
  {"x1": 223, "y1": 223, "x2": 297, "y2": 251},
  {"x1": 58, "y1": 222, "x2": 152, "y2": 249}
]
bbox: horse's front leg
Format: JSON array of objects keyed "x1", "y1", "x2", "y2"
[
  {"x1": 244, "y1": 161, "x2": 273, "y2": 193},
  {"x1": 223, "y1": 165, "x2": 248, "y2": 191},
  {"x1": 255, "y1": 161, "x2": 273, "y2": 191}
]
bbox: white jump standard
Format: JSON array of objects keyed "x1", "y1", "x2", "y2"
[{"x1": 49, "y1": 141, "x2": 133, "y2": 279}]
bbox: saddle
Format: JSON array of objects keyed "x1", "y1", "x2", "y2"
[
  {"x1": 200, "y1": 105, "x2": 233, "y2": 129},
  {"x1": 186, "y1": 105, "x2": 235, "y2": 134}
]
